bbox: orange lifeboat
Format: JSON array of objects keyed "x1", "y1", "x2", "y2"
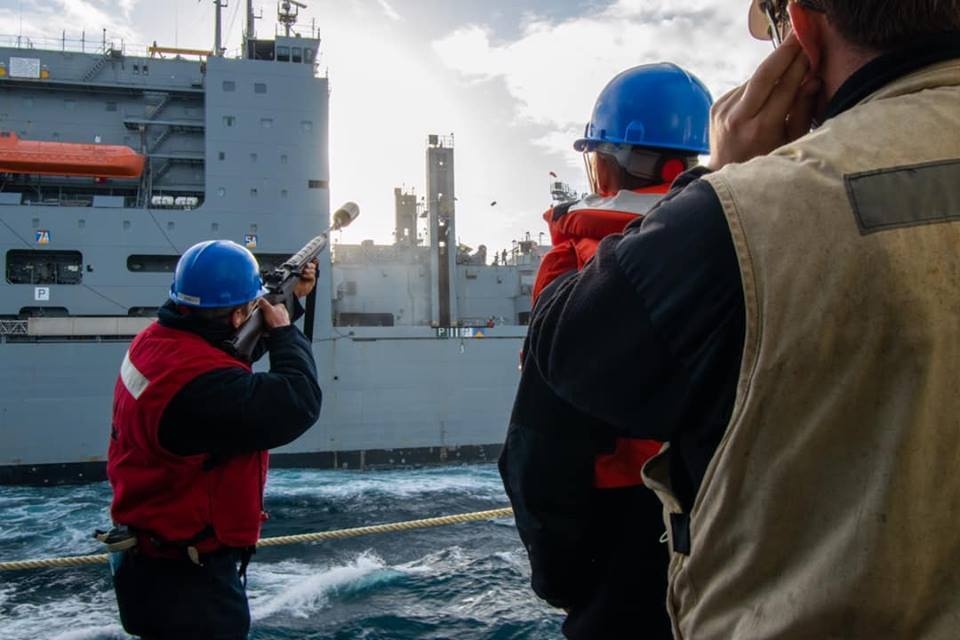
[{"x1": 0, "y1": 131, "x2": 145, "y2": 178}]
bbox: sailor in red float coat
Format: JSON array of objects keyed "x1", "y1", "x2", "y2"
[
  {"x1": 109, "y1": 322, "x2": 268, "y2": 553},
  {"x1": 106, "y1": 241, "x2": 322, "y2": 640}
]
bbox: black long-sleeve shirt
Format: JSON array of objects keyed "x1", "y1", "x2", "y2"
[{"x1": 155, "y1": 300, "x2": 322, "y2": 458}]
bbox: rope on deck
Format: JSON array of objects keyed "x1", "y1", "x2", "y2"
[{"x1": 0, "y1": 507, "x2": 514, "y2": 572}]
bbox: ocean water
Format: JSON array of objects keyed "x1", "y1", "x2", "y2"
[{"x1": 0, "y1": 465, "x2": 563, "y2": 639}]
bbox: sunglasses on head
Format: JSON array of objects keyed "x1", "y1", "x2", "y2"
[{"x1": 758, "y1": 0, "x2": 824, "y2": 48}]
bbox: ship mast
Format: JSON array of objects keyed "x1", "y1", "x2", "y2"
[
  {"x1": 246, "y1": 0, "x2": 256, "y2": 42},
  {"x1": 213, "y1": 0, "x2": 226, "y2": 56}
]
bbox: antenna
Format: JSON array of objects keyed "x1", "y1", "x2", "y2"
[{"x1": 277, "y1": 0, "x2": 307, "y2": 37}]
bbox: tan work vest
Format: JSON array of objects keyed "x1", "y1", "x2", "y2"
[{"x1": 643, "y1": 60, "x2": 960, "y2": 638}]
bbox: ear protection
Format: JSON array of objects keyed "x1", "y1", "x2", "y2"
[{"x1": 621, "y1": 147, "x2": 694, "y2": 184}]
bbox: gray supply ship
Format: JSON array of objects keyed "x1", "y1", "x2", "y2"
[{"x1": 0, "y1": 3, "x2": 550, "y2": 485}]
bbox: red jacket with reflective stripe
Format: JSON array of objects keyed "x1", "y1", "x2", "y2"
[
  {"x1": 108, "y1": 322, "x2": 268, "y2": 551},
  {"x1": 532, "y1": 186, "x2": 669, "y2": 489}
]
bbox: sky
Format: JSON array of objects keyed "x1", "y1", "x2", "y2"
[{"x1": 0, "y1": 0, "x2": 771, "y2": 255}]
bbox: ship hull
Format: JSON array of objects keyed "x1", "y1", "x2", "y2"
[{"x1": 0, "y1": 326, "x2": 521, "y2": 485}]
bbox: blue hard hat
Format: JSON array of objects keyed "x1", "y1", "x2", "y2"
[
  {"x1": 169, "y1": 240, "x2": 267, "y2": 308},
  {"x1": 574, "y1": 63, "x2": 713, "y2": 155}
]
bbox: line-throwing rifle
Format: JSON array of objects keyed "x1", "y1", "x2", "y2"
[{"x1": 225, "y1": 202, "x2": 359, "y2": 360}]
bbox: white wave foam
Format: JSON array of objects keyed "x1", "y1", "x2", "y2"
[
  {"x1": 266, "y1": 465, "x2": 506, "y2": 502},
  {"x1": 51, "y1": 624, "x2": 128, "y2": 640},
  {"x1": 397, "y1": 545, "x2": 468, "y2": 575},
  {"x1": 0, "y1": 589, "x2": 128, "y2": 640},
  {"x1": 0, "y1": 584, "x2": 14, "y2": 608},
  {"x1": 493, "y1": 548, "x2": 529, "y2": 571},
  {"x1": 249, "y1": 551, "x2": 388, "y2": 621}
]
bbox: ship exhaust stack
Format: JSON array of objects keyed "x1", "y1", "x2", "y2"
[{"x1": 426, "y1": 134, "x2": 458, "y2": 327}]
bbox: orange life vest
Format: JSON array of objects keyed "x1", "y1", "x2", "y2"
[{"x1": 533, "y1": 186, "x2": 670, "y2": 488}]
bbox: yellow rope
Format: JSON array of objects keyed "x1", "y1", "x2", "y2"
[{"x1": 0, "y1": 507, "x2": 514, "y2": 572}]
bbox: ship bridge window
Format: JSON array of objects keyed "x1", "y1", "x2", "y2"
[
  {"x1": 6, "y1": 250, "x2": 83, "y2": 285},
  {"x1": 277, "y1": 45, "x2": 290, "y2": 62},
  {"x1": 305, "y1": 48, "x2": 315, "y2": 64},
  {"x1": 127, "y1": 255, "x2": 179, "y2": 273},
  {"x1": 292, "y1": 47, "x2": 303, "y2": 63}
]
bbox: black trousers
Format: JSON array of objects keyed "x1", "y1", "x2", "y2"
[
  {"x1": 112, "y1": 547, "x2": 250, "y2": 640},
  {"x1": 561, "y1": 487, "x2": 673, "y2": 640}
]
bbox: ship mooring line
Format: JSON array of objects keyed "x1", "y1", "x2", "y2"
[{"x1": 0, "y1": 507, "x2": 514, "y2": 572}]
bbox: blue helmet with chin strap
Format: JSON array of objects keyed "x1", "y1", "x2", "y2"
[
  {"x1": 574, "y1": 63, "x2": 713, "y2": 155},
  {"x1": 169, "y1": 240, "x2": 267, "y2": 308}
]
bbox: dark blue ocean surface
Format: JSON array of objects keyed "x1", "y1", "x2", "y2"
[{"x1": 0, "y1": 465, "x2": 563, "y2": 639}]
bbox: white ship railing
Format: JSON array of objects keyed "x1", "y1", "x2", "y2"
[
  {"x1": 0, "y1": 32, "x2": 151, "y2": 58},
  {"x1": 0, "y1": 32, "x2": 326, "y2": 76}
]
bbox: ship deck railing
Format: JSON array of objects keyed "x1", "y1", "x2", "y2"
[
  {"x1": 0, "y1": 32, "x2": 249, "y2": 60},
  {"x1": 0, "y1": 32, "x2": 150, "y2": 58}
]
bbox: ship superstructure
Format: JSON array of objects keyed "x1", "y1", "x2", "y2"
[{"x1": 0, "y1": 5, "x2": 545, "y2": 484}]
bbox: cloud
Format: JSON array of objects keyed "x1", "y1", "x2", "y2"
[
  {"x1": 117, "y1": 0, "x2": 140, "y2": 19},
  {"x1": 375, "y1": 0, "x2": 402, "y2": 22},
  {"x1": 0, "y1": 0, "x2": 140, "y2": 43},
  {"x1": 433, "y1": 0, "x2": 771, "y2": 159}
]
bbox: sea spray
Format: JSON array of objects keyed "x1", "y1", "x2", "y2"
[{"x1": 0, "y1": 465, "x2": 561, "y2": 640}]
